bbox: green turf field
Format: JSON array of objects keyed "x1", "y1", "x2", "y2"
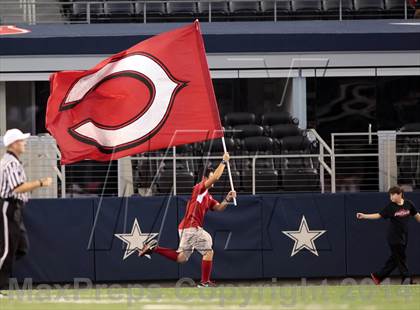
[{"x1": 1, "y1": 282, "x2": 420, "y2": 310}]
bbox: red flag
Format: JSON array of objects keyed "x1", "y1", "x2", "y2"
[{"x1": 46, "y1": 21, "x2": 222, "y2": 164}]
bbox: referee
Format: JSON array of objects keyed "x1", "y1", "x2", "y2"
[{"x1": 0, "y1": 129, "x2": 52, "y2": 295}]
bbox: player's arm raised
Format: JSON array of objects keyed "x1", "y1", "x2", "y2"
[
  {"x1": 204, "y1": 152, "x2": 230, "y2": 189},
  {"x1": 356, "y1": 213, "x2": 382, "y2": 220},
  {"x1": 213, "y1": 191, "x2": 237, "y2": 212}
]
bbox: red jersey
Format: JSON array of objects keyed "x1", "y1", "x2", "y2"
[{"x1": 178, "y1": 178, "x2": 219, "y2": 229}]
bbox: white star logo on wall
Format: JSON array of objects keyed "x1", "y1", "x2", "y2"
[
  {"x1": 115, "y1": 218, "x2": 158, "y2": 260},
  {"x1": 282, "y1": 216, "x2": 326, "y2": 257}
]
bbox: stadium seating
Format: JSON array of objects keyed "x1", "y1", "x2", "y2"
[
  {"x1": 230, "y1": 1, "x2": 260, "y2": 13},
  {"x1": 385, "y1": 0, "x2": 406, "y2": 9},
  {"x1": 231, "y1": 124, "x2": 265, "y2": 155},
  {"x1": 260, "y1": 0, "x2": 291, "y2": 19},
  {"x1": 269, "y1": 124, "x2": 302, "y2": 139},
  {"x1": 219, "y1": 110, "x2": 319, "y2": 193},
  {"x1": 135, "y1": 1, "x2": 167, "y2": 18},
  {"x1": 200, "y1": 137, "x2": 241, "y2": 194},
  {"x1": 385, "y1": 0, "x2": 409, "y2": 18},
  {"x1": 198, "y1": 1, "x2": 230, "y2": 13},
  {"x1": 198, "y1": 1, "x2": 230, "y2": 20},
  {"x1": 280, "y1": 135, "x2": 313, "y2": 151},
  {"x1": 269, "y1": 123, "x2": 302, "y2": 151},
  {"x1": 260, "y1": 111, "x2": 298, "y2": 126},
  {"x1": 71, "y1": 0, "x2": 105, "y2": 21},
  {"x1": 279, "y1": 135, "x2": 319, "y2": 191},
  {"x1": 261, "y1": 111, "x2": 298, "y2": 137},
  {"x1": 64, "y1": 0, "x2": 412, "y2": 23},
  {"x1": 104, "y1": 0, "x2": 135, "y2": 21},
  {"x1": 131, "y1": 110, "x2": 319, "y2": 194},
  {"x1": 66, "y1": 160, "x2": 118, "y2": 196},
  {"x1": 323, "y1": 0, "x2": 354, "y2": 11},
  {"x1": 354, "y1": 0, "x2": 385, "y2": 18},
  {"x1": 134, "y1": 153, "x2": 159, "y2": 191},
  {"x1": 241, "y1": 136, "x2": 279, "y2": 192},
  {"x1": 292, "y1": 0, "x2": 323, "y2": 11},
  {"x1": 229, "y1": 1, "x2": 260, "y2": 19},
  {"x1": 155, "y1": 144, "x2": 196, "y2": 194},
  {"x1": 166, "y1": 1, "x2": 197, "y2": 17},
  {"x1": 322, "y1": 0, "x2": 354, "y2": 17},
  {"x1": 156, "y1": 166, "x2": 195, "y2": 194},
  {"x1": 224, "y1": 112, "x2": 256, "y2": 126},
  {"x1": 260, "y1": 0, "x2": 292, "y2": 12},
  {"x1": 232, "y1": 124, "x2": 264, "y2": 139},
  {"x1": 292, "y1": 0, "x2": 323, "y2": 18},
  {"x1": 354, "y1": 0, "x2": 385, "y2": 10}
]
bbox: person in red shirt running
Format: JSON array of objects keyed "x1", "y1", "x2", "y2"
[{"x1": 139, "y1": 152, "x2": 236, "y2": 287}]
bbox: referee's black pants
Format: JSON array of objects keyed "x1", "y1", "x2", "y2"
[
  {"x1": 375, "y1": 243, "x2": 411, "y2": 284},
  {"x1": 0, "y1": 199, "x2": 29, "y2": 290}
]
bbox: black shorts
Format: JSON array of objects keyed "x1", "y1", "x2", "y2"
[{"x1": 0, "y1": 199, "x2": 29, "y2": 263}]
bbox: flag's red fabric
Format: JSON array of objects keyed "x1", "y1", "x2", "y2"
[{"x1": 46, "y1": 21, "x2": 222, "y2": 164}]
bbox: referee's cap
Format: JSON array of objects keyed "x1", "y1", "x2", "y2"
[{"x1": 3, "y1": 128, "x2": 30, "y2": 147}]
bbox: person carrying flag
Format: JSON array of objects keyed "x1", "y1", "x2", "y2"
[{"x1": 139, "y1": 152, "x2": 236, "y2": 287}]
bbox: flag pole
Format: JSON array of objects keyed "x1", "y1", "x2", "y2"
[{"x1": 221, "y1": 132, "x2": 237, "y2": 206}]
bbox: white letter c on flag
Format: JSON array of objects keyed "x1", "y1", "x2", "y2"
[{"x1": 61, "y1": 53, "x2": 185, "y2": 153}]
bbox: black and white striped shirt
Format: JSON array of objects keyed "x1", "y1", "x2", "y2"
[{"x1": 0, "y1": 151, "x2": 28, "y2": 203}]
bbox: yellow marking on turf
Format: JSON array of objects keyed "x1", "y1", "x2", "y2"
[
  {"x1": 143, "y1": 305, "x2": 282, "y2": 310},
  {"x1": 14, "y1": 297, "x2": 129, "y2": 304},
  {"x1": 304, "y1": 305, "x2": 349, "y2": 310}
]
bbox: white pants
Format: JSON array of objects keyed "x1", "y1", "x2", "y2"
[{"x1": 177, "y1": 227, "x2": 213, "y2": 261}]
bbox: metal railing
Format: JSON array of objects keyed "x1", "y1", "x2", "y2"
[
  {"x1": 113, "y1": 128, "x2": 334, "y2": 197},
  {"x1": 0, "y1": 135, "x2": 64, "y2": 198},
  {"x1": 0, "y1": 129, "x2": 335, "y2": 197},
  {"x1": 332, "y1": 132, "x2": 380, "y2": 193},
  {"x1": 0, "y1": 0, "x2": 414, "y2": 25},
  {"x1": 3, "y1": 129, "x2": 420, "y2": 198},
  {"x1": 128, "y1": 153, "x2": 325, "y2": 196},
  {"x1": 395, "y1": 132, "x2": 420, "y2": 192},
  {"x1": 331, "y1": 131, "x2": 420, "y2": 193}
]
